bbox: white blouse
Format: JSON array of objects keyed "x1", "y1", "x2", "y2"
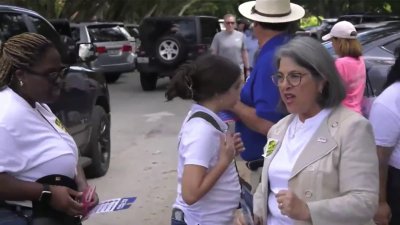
[{"x1": 267, "y1": 109, "x2": 332, "y2": 225}]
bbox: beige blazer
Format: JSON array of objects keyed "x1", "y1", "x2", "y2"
[{"x1": 253, "y1": 106, "x2": 379, "y2": 225}]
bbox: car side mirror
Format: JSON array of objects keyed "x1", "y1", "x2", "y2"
[{"x1": 78, "y1": 43, "x2": 96, "y2": 62}]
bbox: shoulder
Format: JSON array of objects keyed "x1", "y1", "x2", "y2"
[
  {"x1": 268, "y1": 114, "x2": 294, "y2": 137},
  {"x1": 330, "y1": 106, "x2": 371, "y2": 133},
  {"x1": 0, "y1": 89, "x2": 29, "y2": 127},
  {"x1": 182, "y1": 117, "x2": 221, "y2": 139}
]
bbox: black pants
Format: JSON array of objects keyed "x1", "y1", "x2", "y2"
[{"x1": 388, "y1": 166, "x2": 400, "y2": 225}]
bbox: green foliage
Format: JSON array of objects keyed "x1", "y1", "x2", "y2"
[{"x1": 2, "y1": 0, "x2": 400, "y2": 23}]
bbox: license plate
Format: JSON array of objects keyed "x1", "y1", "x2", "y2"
[
  {"x1": 108, "y1": 49, "x2": 120, "y2": 55},
  {"x1": 137, "y1": 57, "x2": 149, "y2": 64}
]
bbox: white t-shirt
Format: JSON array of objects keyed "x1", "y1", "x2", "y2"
[
  {"x1": 369, "y1": 82, "x2": 400, "y2": 169},
  {"x1": 0, "y1": 87, "x2": 78, "y2": 182},
  {"x1": 267, "y1": 109, "x2": 331, "y2": 225},
  {"x1": 173, "y1": 104, "x2": 241, "y2": 225}
]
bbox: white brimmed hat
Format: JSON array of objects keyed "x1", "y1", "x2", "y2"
[
  {"x1": 238, "y1": 0, "x2": 305, "y2": 23},
  {"x1": 322, "y1": 21, "x2": 357, "y2": 41}
]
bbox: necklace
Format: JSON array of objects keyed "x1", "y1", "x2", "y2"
[{"x1": 289, "y1": 117, "x2": 301, "y2": 139}]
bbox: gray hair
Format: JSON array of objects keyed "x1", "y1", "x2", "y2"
[{"x1": 275, "y1": 36, "x2": 346, "y2": 108}]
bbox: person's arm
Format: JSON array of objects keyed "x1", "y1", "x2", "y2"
[
  {"x1": 377, "y1": 146, "x2": 393, "y2": 203},
  {"x1": 0, "y1": 172, "x2": 84, "y2": 216},
  {"x1": 181, "y1": 125, "x2": 236, "y2": 205},
  {"x1": 232, "y1": 101, "x2": 274, "y2": 136},
  {"x1": 210, "y1": 33, "x2": 219, "y2": 55},
  {"x1": 0, "y1": 172, "x2": 43, "y2": 201}
]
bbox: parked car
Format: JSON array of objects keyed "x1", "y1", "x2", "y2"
[
  {"x1": 337, "y1": 14, "x2": 400, "y2": 25},
  {"x1": 323, "y1": 23, "x2": 400, "y2": 96},
  {"x1": 305, "y1": 18, "x2": 337, "y2": 41},
  {"x1": 136, "y1": 16, "x2": 220, "y2": 91},
  {"x1": 125, "y1": 23, "x2": 139, "y2": 39},
  {"x1": 0, "y1": 5, "x2": 111, "y2": 178},
  {"x1": 70, "y1": 22, "x2": 136, "y2": 83},
  {"x1": 354, "y1": 20, "x2": 400, "y2": 32}
]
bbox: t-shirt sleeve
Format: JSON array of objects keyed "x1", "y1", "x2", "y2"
[
  {"x1": 253, "y1": 54, "x2": 282, "y2": 123},
  {"x1": 0, "y1": 126, "x2": 22, "y2": 173},
  {"x1": 180, "y1": 119, "x2": 220, "y2": 168},
  {"x1": 369, "y1": 102, "x2": 400, "y2": 147}
]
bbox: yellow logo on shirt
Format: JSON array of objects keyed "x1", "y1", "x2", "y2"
[
  {"x1": 55, "y1": 118, "x2": 67, "y2": 132},
  {"x1": 262, "y1": 139, "x2": 278, "y2": 158}
]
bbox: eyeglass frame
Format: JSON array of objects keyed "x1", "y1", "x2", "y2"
[
  {"x1": 224, "y1": 21, "x2": 236, "y2": 25},
  {"x1": 271, "y1": 71, "x2": 309, "y2": 87},
  {"x1": 23, "y1": 66, "x2": 69, "y2": 83}
]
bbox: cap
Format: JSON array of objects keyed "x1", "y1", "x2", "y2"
[{"x1": 322, "y1": 21, "x2": 357, "y2": 41}]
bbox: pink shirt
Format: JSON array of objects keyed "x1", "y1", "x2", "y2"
[{"x1": 335, "y1": 56, "x2": 366, "y2": 113}]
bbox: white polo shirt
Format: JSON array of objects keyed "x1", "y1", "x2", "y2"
[
  {"x1": 173, "y1": 104, "x2": 241, "y2": 225},
  {"x1": 267, "y1": 109, "x2": 331, "y2": 225},
  {"x1": 369, "y1": 82, "x2": 400, "y2": 169},
  {"x1": 0, "y1": 87, "x2": 78, "y2": 182}
]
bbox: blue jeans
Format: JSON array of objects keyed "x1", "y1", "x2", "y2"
[
  {"x1": 171, "y1": 218, "x2": 187, "y2": 225},
  {"x1": 0, "y1": 208, "x2": 28, "y2": 225}
]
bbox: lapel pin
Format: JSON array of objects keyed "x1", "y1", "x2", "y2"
[{"x1": 317, "y1": 137, "x2": 327, "y2": 143}]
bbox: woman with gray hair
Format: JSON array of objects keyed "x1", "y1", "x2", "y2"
[{"x1": 239, "y1": 37, "x2": 379, "y2": 225}]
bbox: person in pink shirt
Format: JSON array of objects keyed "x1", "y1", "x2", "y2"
[{"x1": 322, "y1": 21, "x2": 366, "y2": 113}]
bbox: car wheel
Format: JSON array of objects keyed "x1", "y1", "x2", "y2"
[
  {"x1": 84, "y1": 106, "x2": 111, "y2": 178},
  {"x1": 140, "y1": 72, "x2": 158, "y2": 91},
  {"x1": 155, "y1": 35, "x2": 186, "y2": 66},
  {"x1": 105, "y1": 73, "x2": 121, "y2": 83}
]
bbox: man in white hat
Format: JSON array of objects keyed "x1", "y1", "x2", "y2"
[{"x1": 230, "y1": 0, "x2": 305, "y2": 198}]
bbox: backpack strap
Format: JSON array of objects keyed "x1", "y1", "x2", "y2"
[{"x1": 188, "y1": 111, "x2": 223, "y2": 132}]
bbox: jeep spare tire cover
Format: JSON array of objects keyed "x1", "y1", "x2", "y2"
[{"x1": 155, "y1": 35, "x2": 186, "y2": 66}]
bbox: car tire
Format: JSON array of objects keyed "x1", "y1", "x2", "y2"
[
  {"x1": 105, "y1": 73, "x2": 121, "y2": 83},
  {"x1": 84, "y1": 106, "x2": 111, "y2": 178},
  {"x1": 140, "y1": 72, "x2": 157, "y2": 91},
  {"x1": 155, "y1": 35, "x2": 186, "y2": 66}
]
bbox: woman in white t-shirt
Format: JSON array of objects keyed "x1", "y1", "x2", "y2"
[
  {"x1": 371, "y1": 55, "x2": 400, "y2": 225},
  {"x1": 0, "y1": 33, "x2": 98, "y2": 225},
  {"x1": 166, "y1": 54, "x2": 245, "y2": 225}
]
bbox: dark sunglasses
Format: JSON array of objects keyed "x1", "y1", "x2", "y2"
[
  {"x1": 24, "y1": 66, "x2": 69, "y2": 83},
  {"x1": 225, "y1": 21, "x2": 235, "y2": 25}
]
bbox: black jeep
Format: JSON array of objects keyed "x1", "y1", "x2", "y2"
[
  {"x1": 0, "y1": 5, "x2": 111, "y2": 178},
  {"x1": 136, "y1": 16, "x2": 220, "y2": 91}
]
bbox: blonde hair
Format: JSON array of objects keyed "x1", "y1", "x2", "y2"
[
  {"x1": 333, "y1": 37, "x2": 362, "y2": 58},
  {"x1": 0, "y1": 33, "x2": 53, "y2": 88}
]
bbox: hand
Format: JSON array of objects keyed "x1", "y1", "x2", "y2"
[
  {"x1": 49, "y1": 185, "x2": 84, "y2": 216},
  {"x1": 374, "y1": 202, "x2": 391, "y2": 225},
  {"x1": 276, "y1": 190, "x2": 310, "y2": 221},
  {"x1": 254, "y1": 215, "x2": 263, "y2": 225},
  {"x1": 218, "y1": 133, "x2": 236, "y2": 166},
  {"x1": 234, "y1": 209, "x2": 246, "y2": 225},
  {"x1": 233, "y1": 132, "x2": 245, "y2": 156}
]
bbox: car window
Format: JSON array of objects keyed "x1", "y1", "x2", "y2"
[
  {"x1": 0, "y1": 13, "x2": 28, "y2": 42},
  {"x1": 383, "y1": 38, "x2": 400, "y2": 53},
  {"x1": 87, "y1": 25, "x2": 127, "y2": 42},
  {"x1": 170, "y1": 19, "x2": 196, "y2": 43},
  {"x1": 71, "y1": 27, "x2": 80, "y2": 42},
  {"x1": 28, "y1": 15, "x2": 60, "y2": 45},
  {"x1": 200, "y1": 18, "x2": 220, "y2": 44}
]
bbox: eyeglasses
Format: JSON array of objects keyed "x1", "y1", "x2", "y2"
[
  {"x1": 25, "y1": 66, "x2": 69, "y2": 83},
  {"x1": 271, "y1": 72, "x2": 308, "y2": 87},
  {"x1": 225, "y1": 21, "x2": 235, "y2": 25}
]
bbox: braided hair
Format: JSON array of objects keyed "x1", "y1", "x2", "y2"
[{"x1": 0, "y1": 33, "x2": 54, "y2": 88}]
